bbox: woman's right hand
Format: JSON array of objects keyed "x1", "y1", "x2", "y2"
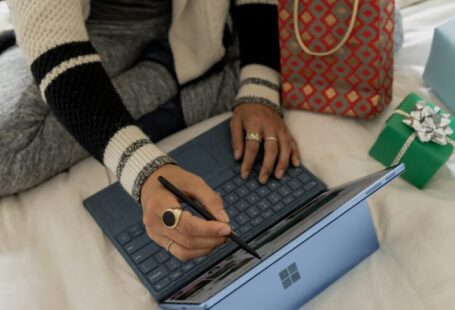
[{"x1": 140, "y1": 164, "x2": 231, "y2": 261}]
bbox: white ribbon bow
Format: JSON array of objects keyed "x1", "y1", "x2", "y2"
[{"x1": 402, "y1": 101, "x2": 454, "y2": 145}]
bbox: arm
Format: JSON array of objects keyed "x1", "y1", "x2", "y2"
[
  {"x1": 231, "y1": 0, "x2": 301, "y2": 184},
  {"x1": 6, "y1": 0, "x2": 174, "y2": 201},
  {"x1": 6, "y1": 0, "x2": 231, "y2": 261}
]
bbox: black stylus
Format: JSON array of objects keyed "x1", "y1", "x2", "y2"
[{"x1": 158, "y1": 176, "x2": 261, "y2": 260}]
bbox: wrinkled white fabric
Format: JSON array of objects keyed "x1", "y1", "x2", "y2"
[{"x1": 1, "y1": 0, "x2": 455, "y2": 309}]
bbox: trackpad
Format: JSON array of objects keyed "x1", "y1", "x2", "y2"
[{"x1": 172, "y1": 144, "x2": 221, "y2": 179}]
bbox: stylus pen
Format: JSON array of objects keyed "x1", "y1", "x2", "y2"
[{"x1": 158, "y1": 176, "x2": 261, "y2": 260}]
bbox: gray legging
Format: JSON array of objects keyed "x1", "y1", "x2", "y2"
[{"x1": 0, "y1": 17, "x2": 240, "y2": 197}]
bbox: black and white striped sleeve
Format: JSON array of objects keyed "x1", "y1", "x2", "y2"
[
  {"x1": 233, "y1": 0, "x2": 283, "y2": 116},
  {"x1": 7, "y1": 0, "x2": 176, "y2": 202}
]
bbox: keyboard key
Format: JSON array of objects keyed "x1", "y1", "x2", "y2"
[
  {"x1": 182, "y1": 262, "x2": 195, "y2": 273},
  {"x1": 194, "y1": 256, "x2": 206, "y2": 265},
  {"x1": 257, "y1": 200, "x2": 271, "y2": 211},
  {"x1": 153, "y1": 277, "x2": 171, "y2": 292},
  {"x1": 226, "y1": 206, "x2": 238, "y2": 218},
  {"x1": 230, "y1": 219, "x2": 239, "y2": 231},
  {"x1": 235, "y1": 187, "x2": 250, "y2": 197},
  {"x1": 225, "y1": 192, "x2": 239, "y2": 204},
  {"x1": 278, "y1": 175, "x2": 291, "y2": 184},
  {"x1": 232, "y1": 164, "x2": 241, "y2": 174},
  {"x1": 257, "y1": 186, "x2": 270, "y2": 197},
  {"x1": 128, "y1": 224, "x2": 144, "y2": 238},
  {"x1": 235, "y1": 213, "x2": 249, "y2": 225},
  {"x1": 246, "y1": 179, "x2": 260, "y2": 191},
  {"x1": 215, "y1": 188, "x2": 226, "y2": 197},
  {"x1": 246, "y1": 206, "x2": 260, "y2": 218},
  {"x1": 116, "y1": 232, "x2": 131, "y2": 245},
  {"x1": 267, "y1": 193, "x2": 281, "y2": 204},
  {"x1": 262, "y1": 209, "x2": 274, "y2": 219},
  {"x1": 131, "y1": 244, "x2": 160, "y2": 264},
  {"x1": 222, "y1": 182, "x2": 235, "y2": 193},
  {"x1": 304, "y1": 181, "x2": 317, "y2": 191},
  {"x1": 267, "y1": 180, "x2": 280, "y2": 190},
  {"x1": 233, "y1": 176, "x2": 244, "y2": 187},
  {"x1": 170, "y1": 270, "x2": 183, "y2": 281},
  {"x1": 251, "y1": 217, "x2": 264, "y2": 226},
  {"x1": 272, "y1": 202, "x2": 285, "y2": 212},
  {"x1": 298, "y1": 173, "x2": 312, "y2": 184},
  {"x1": 288, "y1": 179, "x2": 302, "y2": 190},
  {"x1": 288, "y1": 167, "x2": 304, "y2": 177},
  {"x1": 278, "y1": 185, "x2": 292, "y2": 197},
  {"x1": 283, "y1": 195, "x2": 295, "y2": 205},
  {"x1": 155, "y1": 251, "x2": 171, "y2": 264},
  {"x1": 166, "y1": 258, "x2": 181, "y2": 271},
  {"x1": 147, "y1": 266, "x2": 167, "y2": 284},
  {"x1": 240, "y1": 224, "x2": 252, "y2": 234},
  {"x1": 139, "y1": 257, "x2": 158, "y2": 274},
  {"x1": 246, "y1": 193, "x2": 260, "y2": 204},
  {"x1": 124, "y1": 234, "x2": 151, "y2": 254},
  {"x1": 293, "y1": 188, "x2": 306, "y2": 198},
  {"x1": 235, "y1": 200, "x2": 249, "y2": 211}
]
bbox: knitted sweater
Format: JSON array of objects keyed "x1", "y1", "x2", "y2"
[{"x1": 5, "y1": 0, "x2": 281, "y2": 202}]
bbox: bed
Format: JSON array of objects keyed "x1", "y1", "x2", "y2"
[{"x1": 1, "y1": 0, "x2": 454, "y2": 309}]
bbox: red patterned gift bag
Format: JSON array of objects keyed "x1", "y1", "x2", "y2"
[{"x1": 279, "y1": 0, "x2": 395, "y2": 118}]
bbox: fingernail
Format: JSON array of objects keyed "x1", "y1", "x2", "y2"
[
  {"x1": 276, "y1": 170, "x2": 284, "y2": 179},
  {"x1": 234, "y1": 150, "x2": 241, "y2": 160},
  {"x1": 241, "y1": 170, "x2": 249, "y2": 179},
  {"x1": 259, "y1": 174, "x2": 268, "y2": 184},
  {"x1": 218, "y1": 210, "x2": 230, "y2": 223},
  {"x1": 219, "y1": 225, "x2": 231, "y2": 236}
]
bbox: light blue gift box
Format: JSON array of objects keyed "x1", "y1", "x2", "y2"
[{"x1": 424, "y1": 17, "x2": 455, "y2": 116}]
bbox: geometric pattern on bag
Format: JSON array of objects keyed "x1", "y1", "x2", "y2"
[{"x1": 279, "y1": 0, "x2": 395, "y2": 118}]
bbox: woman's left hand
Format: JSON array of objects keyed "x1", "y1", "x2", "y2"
[{"x1": 230, "y1": 103, "x2": 301, "y2": 184}]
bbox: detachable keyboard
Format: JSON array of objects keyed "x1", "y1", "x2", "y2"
[{"x1": 114, "y1": 163, "x2": 326, "y2": 301}]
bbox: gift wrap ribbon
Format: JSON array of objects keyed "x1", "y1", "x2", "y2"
[{"x1": 391, "y1": 101, "x2": 455, "y2": 167}]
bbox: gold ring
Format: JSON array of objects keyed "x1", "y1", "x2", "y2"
[
  {"x1": 162, "y1": 208, "x2": 183, "y2": 229},
  {"x1": 245, "y1": 132, "x2": 262, "y2": 143},
  {"x1": 264, "y1": 136, "x2": 278, "y2": 142},
  {"x1": 166, "y1": 240, "x2": 174, "y2": 252}
]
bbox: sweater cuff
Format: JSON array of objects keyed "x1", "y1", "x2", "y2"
[
  {"x1": 234, "y1": 64, "x2": 283, "y2": 116},
  {"x1": 103, "y1": 125, "x2": 177, "y2": 202}
]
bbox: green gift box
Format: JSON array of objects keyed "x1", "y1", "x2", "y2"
[{"x1": 369, "y1": 93, "x2": 455, "y2": 188}]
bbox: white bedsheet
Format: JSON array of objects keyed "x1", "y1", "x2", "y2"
[{"x1": 1, "y1": 1, "x2": 455, "y2": 309}]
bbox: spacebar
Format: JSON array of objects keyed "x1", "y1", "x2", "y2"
[{"x1": 207, "y1": 169, "x2": 236, "y2": 189}]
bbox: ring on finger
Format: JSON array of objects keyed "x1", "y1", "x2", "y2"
[
  {"x1": 245, "y1": 132, "x2": 262, "y2": 143},
  {"x1": 166, "y1": 240, "x2": 174, "y2": 252},
  {"x1": 162, "y1": 207, "x2": 183, "y2": 229},
  {"x1": 264, "y1": 136, "x2": 278, "y2": 142}
]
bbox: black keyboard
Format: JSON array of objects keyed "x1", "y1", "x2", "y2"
[{"x1": 114, "y1": 164, "x2": 325, "y2": 301}]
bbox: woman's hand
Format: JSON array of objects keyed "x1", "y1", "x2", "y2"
[
  {"x1": 231, "y1": 103, "x2": 301, "y2": 184},
  {"x1": 140, "y1": 164, "x2": 231, "y2": 261}
]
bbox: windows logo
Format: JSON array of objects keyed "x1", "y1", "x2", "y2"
[{"x1": 279, "y1": 262, "x2": 301, "y2": 289}]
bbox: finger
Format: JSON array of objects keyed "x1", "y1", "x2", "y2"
[
  {"x1": 148, "y1": 229, "x2": 214, "y2": 262},
  {"x1": 176, "y1": 210, "x2": 231, "y2": 237},
  {"x1": 230, "y1": 116, "x2": 244, "y2": 160},
  {"x1": 181, "y1": 176, "x2": 230, "y2": 223},
  {"x1": 241, "y1": 124, "x2": 262, "y2": 179},
  {"x1": 275, "y1": 131, "x2": 292, "y2": 179},
  {"x1": 259, "y1": 132, "x2": 279, "y2": 184},
  {"x1": 290, "y1": 140, "x2": 301, "y2": 167},
  {"x1": 166, "y1": 225, "x2": 228, "y2": 250}
]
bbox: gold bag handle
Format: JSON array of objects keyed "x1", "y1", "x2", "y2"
[{"x1": 293, "y1": 0, "x2": 360, "y2": 57}]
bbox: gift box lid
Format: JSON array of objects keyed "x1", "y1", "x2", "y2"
[{"x1": 424, "y1": 17, "x2": 455, "y2": 116}]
